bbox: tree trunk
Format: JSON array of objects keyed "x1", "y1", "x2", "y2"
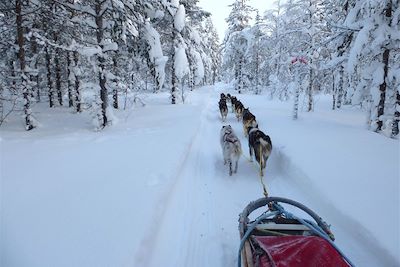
[
  {"x1": 255, "y1": 46, "x2": 259, "y2": 95},
  {"x1": 171, "y1": 64, "x2": 177, "y2": 104},
  {"x1": 55, "y1": 48, "x2": 63, "y2": 106},
  {"x1": 30, "y1": 34, "x2": 40, "y2": 102},
  {"x1": 171, "y1": 30, "x2": 177, "y2": 105},
  {"x1": 73, "y1": 52, "x2": 81, "y2": 112},
  {"x1": 67, "y1": 52, "x2": 74, "y2": 107},
  {"x1": 332, "y1": 74, "x2": 336, "y2": 110},
  {"x1": 95, "y1": 1, "x2": 107, "y2": 127},
  {"x1": 336, "y1": 66, "x2": 344, "y2": 109},
  {"x1": 375, "y1": 49, "x2": 389, "y2": 131},
  {"x1": 212, "y1": 65, "x2": 216, "y2": 85},
  {"x1": 238, "y1": 56, "x2": 243, "y2": 94},
  {"x1": 293, "y1": 68, "x2": 300, "y2": 120},
  {"x1": 308, "y1": 1, "x2": 314, "y2": 112},
  {"x1": 308, "y1": 67, "x2": 313, "y2": 112},
  {"x1": 9, "y1": 59, "x2": 16, "y2": 92},
  {"x1": 375, "y1": 3, "x2": 392, "y2": 132},
  {"x1": 16, "y1": 0, "x2": 34, "y2": 130},
  {"x1": 293, "y1": 84, "x2": 300, "y2": 120},
  {"x1": 190, "y1": 68, "x2": 195, "y2": 91},
  {"x1": 392, "y1": 90, "x2": 400, "y2": 137},
  {"x1": 112, "y1": 56, "x2": 118, "y2": 109},
  {"x1": 112, "y1": 87, "x2": 118, "y2": 109},
  {"x1": 45, "y1": 46, "x2": 54, "y2": 107}
]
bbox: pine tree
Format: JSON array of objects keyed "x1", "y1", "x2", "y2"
[
  {"x1": 15, "y1": 0, "x2": 36, "y2": 130},
  {"x1": 202, "y1": 17, "x2": 221, "y2": 85},
  {"x1": 344, "y1": 0, "x2": 399, "y2": 133},
  {"x1": 58, "y1": 0, "x2": 144, "y2": 128},
  {"x1": 222, "y1": 0, "x2": 253, "y2": 93}
]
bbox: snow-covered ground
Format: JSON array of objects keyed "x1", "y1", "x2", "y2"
[{"x1": 1, "y1": 84, "x2": 399, "y2": 267}]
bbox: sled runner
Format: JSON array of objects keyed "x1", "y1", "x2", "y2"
[{"x1": 238, "y1": 196, "x2": 354, "y2": 267}]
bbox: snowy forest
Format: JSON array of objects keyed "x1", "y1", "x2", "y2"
[
  {"x1": 0, "y1": 0, "x2": 399, "y2": 138},
  {"x1": 1, "y1": 1, "x2": 399, "y2": 267},
  {"x1": 0, "y1": 0, "x2": 220, "y2": 130}
]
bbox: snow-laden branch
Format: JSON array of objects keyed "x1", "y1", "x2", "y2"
[
  {"x1": 54, "y1": 1, "x2": 96, "y2": 17},
  {"x1": 327, "y1": 21, "x2": 361, "y2": 32}
]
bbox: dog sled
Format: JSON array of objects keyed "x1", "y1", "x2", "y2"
[{"x1": 238, "y1": 196, "x2": 354, "y2": 267}]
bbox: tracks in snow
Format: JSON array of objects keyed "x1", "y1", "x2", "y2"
[
  {"x1": 135, "y1": 90, "x2": 222, "y2": 267},
  {"x1": 134, "y1": 89, "x2": 395, "y2": 267}
]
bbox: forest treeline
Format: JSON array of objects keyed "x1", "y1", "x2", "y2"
[
  {"x1": 0, "y1": 0, "x2": 399, "y2": 138},
  {"x1": 222, "y1": 0, "x2": 399, "y2": 138},
  {"x1": 0, "y1": 0, "x2": 221, "y2": 130}
]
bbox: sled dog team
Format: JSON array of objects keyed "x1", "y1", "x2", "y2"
[{"x1": 219, "y1": 93, "x2": 273, "y2": 176}]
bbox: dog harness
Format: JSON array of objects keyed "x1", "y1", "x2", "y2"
[{"x1": 224, "y1": 132, "x2": 239, "y2": 144}]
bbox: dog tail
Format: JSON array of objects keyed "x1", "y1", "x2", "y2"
[
  {"x1": 259, "y1": 137, "x2": 272, "y2": 155},
  {"x1": 234, "y1": 140, "x2": 242, "y2": 156}
]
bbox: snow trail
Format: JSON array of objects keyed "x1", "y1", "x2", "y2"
[
  {"x1": 137, "y1": 88, "x2": 397, "y2": 267},
  {"x1": 135, "y1": 88, "x2": 220, "y2": 266},
  {"x1": 1, "y1": 87, "x2": 397, "y2": 267}
]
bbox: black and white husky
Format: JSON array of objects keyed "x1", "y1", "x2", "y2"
[
  {"x1": 220, "y1": 125, "x2": 242, "y2": 176},
  {"x1": 219, "y1": 98, "x2": 228, "y2": 122},
  {"x1": 248, "y1": 126, "x2": 272, "y2": 176}
]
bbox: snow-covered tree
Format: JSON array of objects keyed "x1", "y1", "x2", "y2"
[
  {"x1": 222, "y1": 0, "x2": 253, "y2": 93},
  {"x1": 344, "y1": 0, "x2": 400, "y2": 134},
  {"x1": 171, "y1": 2, "x2": 189, "y2": 104},
  {"x1": 202, "y1": 17, "x2": 221, "y2": 85},
  {"x1": 57, "y1": 0, "x2": 144, "y2": 128},
  {"x1": 1, "y1": 0, "x2": 39, "y2": 130},
  {"x1": 244, "y1": 11, "x2": 264, "y2": 94}
]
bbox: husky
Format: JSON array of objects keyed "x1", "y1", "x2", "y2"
[
  {"x1": 234, "y1": 101, "x2": 244, "y2": 121},
  {"x1": 219, "y1": 98, "x2": 228, "y2": 122},
  {"x1": 230, "y1": 96, "x2": 237, "y2": 113},
  {"x1": 242, "y1": 108, "x2": 257, "y2": 137},
  {"x1": 248, "y1": 126, "x2": 272, "y2": 176},
  {"x1": 226, "y1": 93, "x2": 231, "y2": 102},
  {"x1": 220, "y1": 125, "x2": 242, "y2": 176},
  {"x1": 220, "y1": 93, "x2": 226, "y2": 101}
]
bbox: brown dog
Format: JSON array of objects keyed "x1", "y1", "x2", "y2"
[
  {"x1": 242, "y1": 108, "x2": 257, "y2": 137},
  {"x1": 234, "y1": 101, "x2": 244, "y2": 121}
]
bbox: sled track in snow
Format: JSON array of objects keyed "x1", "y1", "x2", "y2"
[
  {"x1": 271, "y1": 148, "x2": 398, "y2": 267},
  {"x1": 135, "y1": 89, "x2": 397, "y2": 267},
  {"x1": 134, "y1": 111, "x2": 202, "y2": 267},
  {"x1": 135, "y1": 91, "x2": 219, "y2": 267}
]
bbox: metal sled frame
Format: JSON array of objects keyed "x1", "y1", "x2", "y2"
[{"x1": 238, "y1": 196, "x2": 354, "y2": 267}]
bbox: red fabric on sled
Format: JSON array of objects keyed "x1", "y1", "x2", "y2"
[{"x1": 254, "y1": 236, "x2": 350, "y2": 267}]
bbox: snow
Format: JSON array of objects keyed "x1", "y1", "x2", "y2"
[
  {"x1": 190, "y1": 29, "x2": 201, "y2": 45},
  {"x1": 346, "y1": 20, "x2": 372, "y2": 74},
  {"x1": 125, "y1": 18, "x2": 139, "y2": 37},
  {"x1": 144, "y1": 21, "x2": 168, "y2": 90},
  {"x1": 101, "y1": 41, "x2": 118, "y2": 53},
  {"x1": 78, "y1": 46, "x2": 102, "y2": 57},
  {"x1": 193, "y1": 51, "x2": 205, "y2": 85},
  {"x1": 1, "y1": 85, "x2": 399, "y2": 267},
  {"x1": 174, "y1": 5, "x2": 186, "y2": 33},
  {"x1": 174, "y1": 45, "x2": 189, "y2": 80}
]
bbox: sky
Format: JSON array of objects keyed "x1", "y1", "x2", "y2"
[{"x1": 198, "y1": 0, "x2": 275, "y2": 41}]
